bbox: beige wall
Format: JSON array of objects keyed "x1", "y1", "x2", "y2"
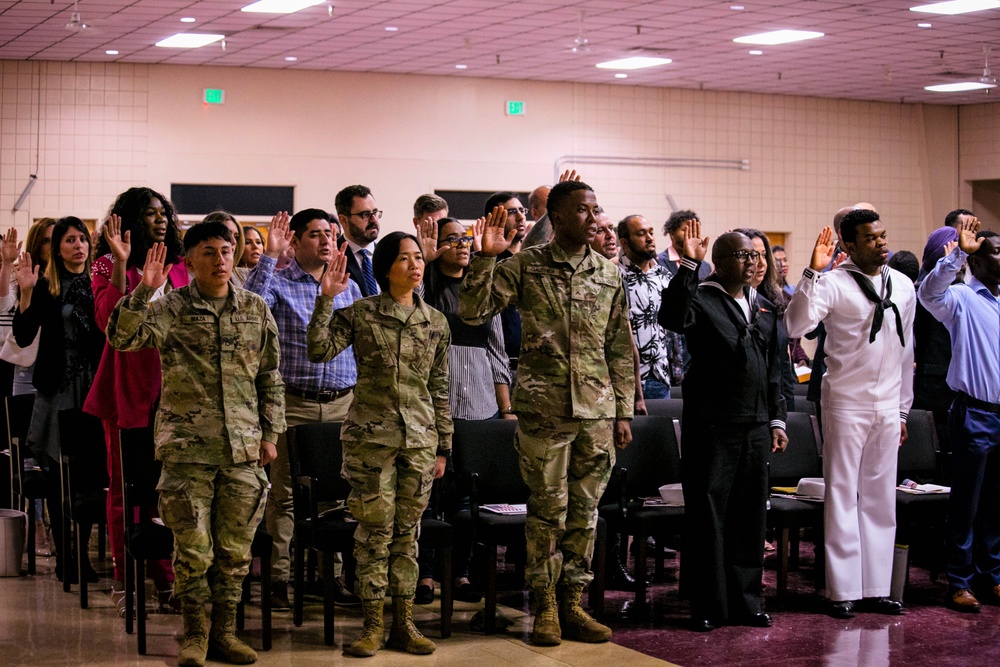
[
  {"x1": 3, "y1": 59, "x2": 998, "y2": 273},
  {"x1": 959, "y1": 104, "x2": 1000, "y2": 232}
]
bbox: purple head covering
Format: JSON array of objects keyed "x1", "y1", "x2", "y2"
[{"x1": 920, "y1": 226, "x2": 959, "y2": 275}]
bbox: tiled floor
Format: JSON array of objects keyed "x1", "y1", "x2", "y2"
[
  {"x1": 0, "y1": 554, "x2": 670, "y2": 666},
  {"x1": 4, "y1": 542, "x2": 1000, "y2": 666}
]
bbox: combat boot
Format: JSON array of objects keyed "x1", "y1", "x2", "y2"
[
  {"x1": 208, "y1": 601, "x2": 258, "y2": 664},
  {"x1": 345, "y1": 599, "x2": 386, "y2": 657},
  {"x1": 387, "y1": 596, "x2": 436, "y2": 654},
  {"x1": 177, "y1": 602, "x2": 209, "y2": 667},
  {"x1": 559, "y1": 584, "x2": 611, "y2": 643},
  {"x1": 531, "y1": 585, "x2": 561, "y2": 646}
]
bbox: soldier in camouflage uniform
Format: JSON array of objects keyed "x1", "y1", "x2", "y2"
[
  {"x1": 458, "y1": 181, "x2": 634, "y2": 646},
  {"x1": 307, "y1": 231, "x2": 451, "y2": 658},
  {"x1": 108, "y1": 221, "x2": 285, "y2": 667}
]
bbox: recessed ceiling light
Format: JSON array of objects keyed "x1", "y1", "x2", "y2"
[
  {"x1": 615, "y1": 73, "x2": 628, "y2": 79},
  {"x1": 731, "y1": 4, "x2": 745, "y2": 9},
  {"x1": 241, "y1": 0, "x2": 325, "y2": 14},
  {"x1": 749, "y1": 49, "x2": 763, "y2": 55},
  {"x1": 155, "y1": 33, "x2": 225, "y2": 48},
  {"x1": 385, "y1": 26, "x2": 399, "y2": 32},
  {"x1": 180, "y1": 17, "x2": 196, "y2": 23},
  {"x1": 105, "y1": 49, "x2": 119, "y2": 55},
  {"x1": 925, "y1": 81, "x2": 997, "y2": 91},
  {"x1": 596, "y1": 56, "x2": 672, "y2": 70},
  {"x1": 455, "y1": 64, "x2": 468, "y2": 69},
  {"x1": 734, "y1": 29, "x2": 824, "y2": 45},
  {"x1": 285, "y1": 56, "x2": 297, "y2": 61},
  {"x1": 917, "y1": 22, "x2": 933, "y2": 26},
  {"x1": 910, "y1": 0, "x2": 1000, "y2": 15}
]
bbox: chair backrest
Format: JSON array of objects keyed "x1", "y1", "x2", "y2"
[
  {"x1": 6, "y1": 394, "x2": 35, "y2": 487},
  {"x1": 644, "y1": 398, "x2": 684, "y2": 420},
  {"x1": 286, "y1": 422, "x2": 353, "y2": 507},
  {"x1": 768, "y1": 411, "x2": 822, "y2": 487},
  {"x1": 119, "y1": 426, "x2": 161, "y2": 512},
  {"x1": 615, "y1": 415, "x2": 681, "y2": 500},
  {"x1": 58, "y1": 408, "x2": 109, "y2": 490},
  {"x1": 898, "y1": 409, "x2": 939, "y2": 483},
  {"x1": 452, "y1": 419, "x2": 527, "y2": 505}
]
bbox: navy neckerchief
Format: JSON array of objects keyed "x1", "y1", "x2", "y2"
[{"x1": 843, "y1": 264, "x2": 905, "y2": 347}]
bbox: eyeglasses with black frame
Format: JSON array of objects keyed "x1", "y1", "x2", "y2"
[
  {"x1": 349, "y1": 209, "x2": 383, "y2": 222},
  {"x1": 438, "y1": 235, "x2": 474, "y2": 249},
  {"x1": 720, "y1": 250, "x2": 763, "y2": 263},
  {"x1": 505, "y1": 207, "x2": 527, "y2": 217}
]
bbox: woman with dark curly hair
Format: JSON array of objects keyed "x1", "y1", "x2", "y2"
[{"x1": 85, "y1": 187, "x2": 190, "y2": 613}]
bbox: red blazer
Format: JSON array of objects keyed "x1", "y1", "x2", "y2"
[{"x1": 83, "y1": 253, "x2": 190, "y2": 429}]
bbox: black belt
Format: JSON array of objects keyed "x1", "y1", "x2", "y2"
[
  {"x1": 287, "y1": 386, "x2": 353, "y2": 403},
  {"x1": 957, "y1": 392, "x2": 1000, "y2": 415}
]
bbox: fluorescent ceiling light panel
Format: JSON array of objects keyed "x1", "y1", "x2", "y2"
[
  {"x1": 596, "y1": 56, "x2": 672, "y2": 70},
  {"x1": 910, "y1": 1, "x2": 1000, "y2": 15},
  {"x1": 924, "y1": 81, "x2": 997, "y2": 91},
  {"x1": 155, "y1": 33, "x2": 225, "y2": 48},
  {"x1": 733, "y1": 29, "x2": 824, "y2": 45},
  {"x1": 241, "y1": 0, "x2": 325, "y2": 14}
]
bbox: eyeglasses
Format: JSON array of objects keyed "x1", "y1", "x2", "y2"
[
  {"x1": 506, "y1": 207, "x2": 527, "y2": 217},
  {"x1": 349, "y1": 209, "x2": 383, "y2": 222},
  {"x1": 438, "y1": 236, "x2": 473, "y2": 249},
  {"x1": 721, "y1": 250, "x2": 763, "y2": 263}
]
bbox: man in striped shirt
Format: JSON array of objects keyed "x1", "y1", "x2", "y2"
[{"x1": 244, "y1": 208, "x2": 362, "y2": 610}]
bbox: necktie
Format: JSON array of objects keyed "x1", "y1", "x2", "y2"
[
  {"x1": 360, "y1": 248, "x2": 378, "y2": 296},
  {"x1": 845, "y1": 267, "x2": 905, "y2": 347}
]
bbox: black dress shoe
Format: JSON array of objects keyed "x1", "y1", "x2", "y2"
[
  {"x1": 691, "y1": 618, "x2": 718, "y2": 632},
  {"x1": 269, "y1": 581, "x2": 290, "y2": 610},
  {"x1": 731, "y1": 612, "x2": 772, "y2": 627},
  {"x1": 414, "y1": 584, "x2": 435, "y2": 605},
  {"x1": 828, "y1": 600, "x2": 855, "y2": 619},
  {"x1": 860, "y1": 597, "x2": 903, "y2": 615},
  {"x1": 453, "y1": 582, "x2": 483, "y2": 603}
]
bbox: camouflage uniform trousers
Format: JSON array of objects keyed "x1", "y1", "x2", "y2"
[
  {"x1": 516, "y1": 414, "x2": 615, "y2": 590},
  {"x1": 342, "y1": 439, "x2": 437, "y2": 600},
  {"x1": 158, "y1": 461, "x2": 269, "y2": 604}
]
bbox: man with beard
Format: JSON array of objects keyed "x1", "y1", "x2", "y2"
[
  {"x1": 786, "y1": 208, "x2": 915, "y2": 619},
  {"x1": 337, "y1": 184, "x2": 382, "y2": 297},
  {"x1": 660, "y1": 224, "x2": 787, "y2": 631},
  {"x1": 618, "y1": 215, "x2": 678, "y2": 400},
  {"x1": 484, "y1": 191, "x2": 529, "y2": 363}
]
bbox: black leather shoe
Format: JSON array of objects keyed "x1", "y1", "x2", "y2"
[
  {"x1": 731, "y1": 612, "x2": 772, "y2": 627},
  {"x1": 691, "y1": 618, "x2": 718, "y2": 632},
  {"x1": 331, "y1": 576, "x2": 362, "y2": 606},
  {"x1": 861, "y1": 597, "x2": 903, "y2": 615},
  {"x1": 414, "y1": 584, "x2": 434, "y2": 605},
  {"x1": 828, "y1": 600, "x2": 855, "y2": 619},
  {"x1": 269, "y1": 581, "x2": 290, "y2": 610},
  {"x1": 453, "y1": 582, "x2": 483, "y2": 603}
]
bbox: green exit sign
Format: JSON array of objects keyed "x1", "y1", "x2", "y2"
[
  {"x1": 505, "y1": 100, "x2": 525, "y2": 116},
  {"x1": 203, "y1": 88, "x2": 225, "y2": 104}
]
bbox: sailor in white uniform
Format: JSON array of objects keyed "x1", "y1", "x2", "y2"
[{"x1": 785, "y1": 208, "x2": 915, "y2": 618}]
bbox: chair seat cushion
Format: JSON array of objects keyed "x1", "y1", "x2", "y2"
[
  {"x1": 127, "y1": 523, "x2": 174, "y2": 559},
  {"x1": 624, "y1": 503, "x2": 685, "y2": 534},
  {"x1": 767, "y1": 497, "x2": 823, "y2": 524},
  {"x1": 298, "y1": 517, "x2": 356, "y2": 552},
  {"x1": 418, "y1": 518, "x2": 453, "y2": 548}
]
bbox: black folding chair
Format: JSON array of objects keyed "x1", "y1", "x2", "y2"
[
  {"x1": 57, "y1": 409, "x2": 108, "y2": 608},
  {"x1": 7, "y1": 394, "x2": 42, "y2": 575}
]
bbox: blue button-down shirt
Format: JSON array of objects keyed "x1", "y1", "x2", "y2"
[
  {"x1": 917, "y1": 247, "x2": 1000, "y2": 404},
  {"x1": 244, "y1": 254, "x2": 361, "y2": 392}
]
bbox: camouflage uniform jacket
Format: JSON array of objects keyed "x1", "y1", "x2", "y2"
[
  {"x1": 307, "y1": 292, "x2": 453, "y2": 453},
  {"x1": 458, "y1": 243, "x2": 634, "y2": 420},
  {"x1": 107, "y1": 280, "x2": 285, "y2": 465}
]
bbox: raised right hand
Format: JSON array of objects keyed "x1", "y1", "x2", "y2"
[
  {"x1": 103, "y1": 214, "x2": 131, "y2": 263},
  {"x1": 15, "y1": 251, "x2": 38, "y2": 291},
  {"x1": 2, "y1": 227, "x2": 22, "y2": 266},
  {"x1": 320, "y1": 241, "x2": 350, "y2": 297},
  {"x1": 416, "y1": 217, "x2": 442, "y2": 263},
  {"x1": 810, "y1": 226, "x2": 837, "y2": 271},
  {"x1": 957, "y1": 217, "x2": 982, "y2": 256},
  {"x1": 141, "y1": 243, "x2": 171, "y2": 290},
  {"x1": 265, "y1": 211, "x2": 293, "y2": 259},
  {"x1": 478, "y1": 205, "x2": 515, "y2": 257},
  {"x1": 679, "y1": 219, "x2": 710, "y2": 262}
]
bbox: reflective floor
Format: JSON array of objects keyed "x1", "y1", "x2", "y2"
[{"x1": 3, "y1": 541, "x2": 999, "y2": 667}]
